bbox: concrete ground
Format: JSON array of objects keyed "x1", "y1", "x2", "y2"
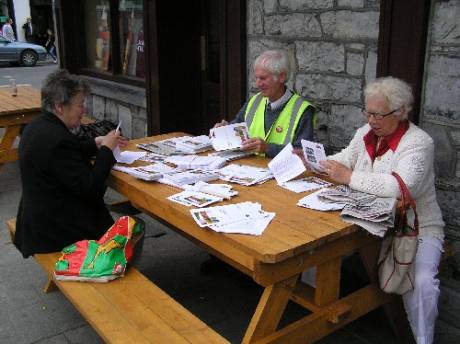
[{"x1": 0, "y1": 160, "x2": 458, "y2": 343}]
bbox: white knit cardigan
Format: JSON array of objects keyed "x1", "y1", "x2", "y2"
[{"x1": 329, "y1": 122, "x2": 444, "y2": 238}]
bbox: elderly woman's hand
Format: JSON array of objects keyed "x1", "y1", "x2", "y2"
[
  {"x1": 96, "y1": 131, "x2": 128, "y2": 151},
  {"x1": 320, "y1": 160, "x2": 352, "y2": 185}
]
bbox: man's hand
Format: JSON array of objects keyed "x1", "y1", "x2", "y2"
[
  {"x1": 320, "y1": 160, "x2": 352, "y2": 184},
  {"x1": 213, "y1": 119, "x2": 228, "y2": 128},
  {"x1": 241, "y1": 137, "x2": 267, "y2": 154}
]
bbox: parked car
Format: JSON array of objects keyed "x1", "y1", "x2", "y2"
[{"x1": 0, "y1": 34, "x2": 48, "y2": 67}]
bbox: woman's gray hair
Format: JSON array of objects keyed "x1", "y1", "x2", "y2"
[
  {"x1": 254, "y1": 50, "x2": 291, "y2": 81},
  {"x1": 41, "y1": 69, "x2": 90, "y2": 114},
  {"x1": 364, "y1": 76, "x2": 413, "y2": 120}
]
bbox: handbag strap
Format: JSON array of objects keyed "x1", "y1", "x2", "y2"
[{"x1": 391, "y1": 172, "x2": 419, "y2": 232}]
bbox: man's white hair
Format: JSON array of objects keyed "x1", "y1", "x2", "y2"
[{"x1": 254, "y1": 50, "x2": 291, "y2": 81}]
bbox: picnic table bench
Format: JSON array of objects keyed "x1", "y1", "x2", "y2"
[{"x1": 7, "y1": 218, "x2": 228, "y2": 344}]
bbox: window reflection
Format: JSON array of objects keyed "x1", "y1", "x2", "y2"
[
  {"x1": 84, "y1": 0, "x2": 111, "y2": 72},
  {"x1": 119, "y1": 0, "x2": 144, "y2": 79}
]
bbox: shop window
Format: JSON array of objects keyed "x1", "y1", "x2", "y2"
[{"x1": 82, "y1": 0, "x2": 144, "y2": 81}]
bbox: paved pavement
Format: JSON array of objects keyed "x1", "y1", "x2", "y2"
[{"x1": 1, "y1": 160, "x2": 458, "y2": 343}]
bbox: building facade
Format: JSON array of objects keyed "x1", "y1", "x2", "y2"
[{"x1": 54, "y1": 0, "x2": 460, "y2": 338}]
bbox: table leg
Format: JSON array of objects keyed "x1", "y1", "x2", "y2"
[
  {"x1": 359, "y1": 240, "x2": 416, "y2": 344},
  {"x1": 242, "y1": 275, "x2": 298, "y2": 344},
  {"x1": 314, "y1": 257, "x2": 341, "y2": 306},
  {"x1": 0, "y1": 125, "x2": 21, "y2": 170}
]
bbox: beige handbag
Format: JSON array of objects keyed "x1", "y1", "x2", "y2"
[{"x1": 378, "y1": 172, "x2": 418, "y2": 295}]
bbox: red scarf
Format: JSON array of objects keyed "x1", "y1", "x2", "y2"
[{"x1": 364, "y1": 120, "x2": 409, "y2": 161}]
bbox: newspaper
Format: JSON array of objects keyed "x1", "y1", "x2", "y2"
[
  {"x1": 280, "y1": 176, "x2": 332, "y2": 193},
  {"x1": 298, "y1": 185, "x2": 397, "y2": 237}
]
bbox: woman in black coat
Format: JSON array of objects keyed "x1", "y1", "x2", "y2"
[{"x1": 14, "y1": 70, "x2": 127, "y2": 258}]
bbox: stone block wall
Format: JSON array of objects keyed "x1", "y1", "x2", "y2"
[
  {"x1": 247, "y1": 0, "x2": 379, "y2": 150},
  {"x1": 421, "y1": 0, "x2": 460, "y2": 257},
  {"x1": 83, "y1": 76, "x2": 147, "y2": 139}
]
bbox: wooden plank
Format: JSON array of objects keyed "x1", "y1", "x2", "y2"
[
  {"x1": 34, "y1": 253, "x2": 228, "y2": 343},
  {"x1": 242, "y1": 276, "x2": 298, "y2": 344},
  {"x1": 314, "y1": 257, "x2": 341, "y2": 306},
  {"x1": 251, "y1": 284, "x2": 392, "y2": 344}
]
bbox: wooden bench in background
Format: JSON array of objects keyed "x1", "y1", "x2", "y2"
[{"x1": 7, "y1": 219, "x2": 228, "y2": 344}]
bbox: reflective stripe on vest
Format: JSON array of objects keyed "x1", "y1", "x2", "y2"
[{"x1": 244, "y1": 93, "x2": 313, "y2": 145}]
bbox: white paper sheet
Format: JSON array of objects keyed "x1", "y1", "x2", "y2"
[
  {"x1": 168, "y1": 190, "x2": 223, "y2": 208},
  {"x1": 113, "y1": 147, "x2": 146, "y2": 164},
  {"x1": 301, "y1": 139, "x2": 327, "y2": 173},
  {"x1": 268, "y1": 143, "x2": 306, "y2": 184},
  {"x1": 297, "y1": 189, "x2": 345, "y2": 211},
  {"x1": 209, "y1": 123, "x2": 249, "y2": 151},
  {"x1": 279, "y1": 176, "x2": 332, "y2": 193}
]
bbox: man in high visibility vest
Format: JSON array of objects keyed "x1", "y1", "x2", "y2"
[{"x1": 214, "y1": 49, "x2": 316, "y2": 157}]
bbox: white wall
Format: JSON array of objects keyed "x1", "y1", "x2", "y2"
[{"x1": 13, "y1": 0, "x2": 31, "y2": 41}]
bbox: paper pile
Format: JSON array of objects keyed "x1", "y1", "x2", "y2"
[
  {"x1": 190, "y1": 202, "x2": 275, "y2": 235},
  {"x1": 209, "y1": 123, "x2": 249, "y2": 151},
  {"x1": 208, "y1": 149, "x2": 254, "y2": 162},
  {"x1": 158, "y1": 169, "x2": 219, "y2": 188},
  {"x1": 175, "y1": 135, "x2": 212, "y2": 154},
  {"x1": 280, "y1": 176, "x2": 332, "y2": 193},
  {"x1": 165, "y1": 155, "x2": 227, "y2": 170},
  {"x1": 168, "y1": 190, "x2": 223, "y2": 208},
  {"x1": 218, "y1": 164, "x2": 273, "y2": 186},
  {"x1": 183, "y1": 181, "x2": 238, "y2": 199},
  {"x1": 113, "y1": 162, "x2": 178, "y2": 181}
]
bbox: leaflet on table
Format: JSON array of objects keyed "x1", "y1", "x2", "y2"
[
  {"x1": 208, "y1": 211, "x2": 275, "y2": 236},
  {"x1": 279, "y1": 176, "x2": 332, "y2": 193},
  {"x1": 139, "y1": 153, "x2": 167, "y2": 163},
  {"x1": 168, "y1": 190, "x2": 223, "y2": 208},
  {"x1": 268, "y1": 143, "x2": 306, "y2": 184},
  {"x1": 190, "y1": 201, "x2": 263, "y2": 227},
  {"x1": 174, "y1": 135, "x2": 212, "y2": 153},
  {"x1": 297, "y1": 189, "x2": 346, "y2": 211},
  {"x1": 113, "y1": 164, "x2": 163, "y2": 182},
  {"x1": 165, "y1": 155, "x2": 227, "y2": 170},
  {"x1": 217, "y1": 164, "x2": 273, "y2": 186},
  {"x1": 183, "y1": 181, "x2": 238, "y2": 199},
  {"x1": 209, "y1": 123, "x2": 249, "y2": 151},
  {"x1": 158, "y1": 169, "x2": 219, "y2": 188},
  {"x1": 189, "y1": 201, "x2": 274, "y2": 236},
  {"x1": 301, "y1": 139, "x2": 327, "y2": 173},
  {"x1": 208, "y1": 149, "x2": 254, "y2": 162},
  {"x1": 113, "y1": 146, "x2": 146, "y2": 164}
]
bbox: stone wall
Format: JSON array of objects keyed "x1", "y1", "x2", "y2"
[
  {"x1": 247, "y1": 0, "x2": 379, "y2": 151},
  {"x1": 421, "y1": 0, "x2": 460, "y2": 243},
  {"x1": 83, "y1": 76, "x2": 147, "y2": 139}
]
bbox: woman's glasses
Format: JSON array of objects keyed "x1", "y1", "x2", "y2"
[{"x1": 361, "y1": 107, "x2": 400, "y2": 120}]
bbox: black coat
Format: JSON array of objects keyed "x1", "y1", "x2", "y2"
[{"x1": 14, "y1": 112, "x2": 116, "y2": 257}]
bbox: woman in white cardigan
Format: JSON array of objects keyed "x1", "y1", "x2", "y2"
[{"x1": 320, "y1": 76, "x2": 444, "y2": 344}]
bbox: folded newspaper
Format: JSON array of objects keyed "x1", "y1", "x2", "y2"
[{"x1": 298, "y1": 185, "x2": 397, "y2": 237}]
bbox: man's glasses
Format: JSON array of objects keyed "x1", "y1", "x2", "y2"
[{"x1": 362, "y1": 107, "x2": 400, "y2": 120}]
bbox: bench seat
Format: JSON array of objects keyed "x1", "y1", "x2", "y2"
[{"x1": 7, "y1": 219, "x2": 228, "y2": 344}]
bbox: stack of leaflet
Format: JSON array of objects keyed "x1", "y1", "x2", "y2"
[
  {"x1": 209, "y1": 149, "x2": 254, "y2": 162},
  {"x1": 139, "y1": 153, "x2": 167, "y2": 163},
  {"x1": 175, "y1": 135, "x2": 212, "y2": 154},
  {"x1": 183, "y1": 181, "x2": 238, "y2": 199},
  {"x1": 190, "y1": 201, "x2": 275, "y2": 235},
  {"x1": 137, "y1": 139, "x2": 181, "y2": 156},
  {"x1": 209, "y1": 122, "x2": 249, "y2": 151},
  {"x1": 280, "y1": 176, "x2": 332, "y2": 193},
  {"x1": 165, "y1": 155, "x2": 227, "y2": 170},
  {"x1": 158, "y1": 169, "x2": 219, "y2": 188},
  {"x1": 298, "y1": 185, "x2": 397, "y2": 237},
  {"x1": 217, "y1": 164, "x2": 273, "y2": 186},
  {"x1": 168, "y1": 181, "x2": 238, "y2": 208},
  {"x1": 112, "y1": 162, "x2": 178, "y2": 181}
]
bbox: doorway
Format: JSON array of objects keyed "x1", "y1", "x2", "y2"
[{"x1": 152, "y1": 0, "x2": 246, "y2": 135}]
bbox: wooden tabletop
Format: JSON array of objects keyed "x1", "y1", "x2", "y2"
[
  {"x1": 109, "y1": 133, "x2": 357, "y2": 267},
  {"x1": 0, "y1": 86, "x2": 41, "y2": 116}
]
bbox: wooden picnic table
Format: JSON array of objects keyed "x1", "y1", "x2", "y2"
[
  {"x1": 108, "y1": 132, "x2": 413, "y2": 343},
  {"x1": 0, "y1": 86, "x2": 41, "y2": 170}
]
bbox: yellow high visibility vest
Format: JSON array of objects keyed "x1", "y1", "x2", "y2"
[{"x1": 244, "y1": 93, "x2": 315, "y2": 146}]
